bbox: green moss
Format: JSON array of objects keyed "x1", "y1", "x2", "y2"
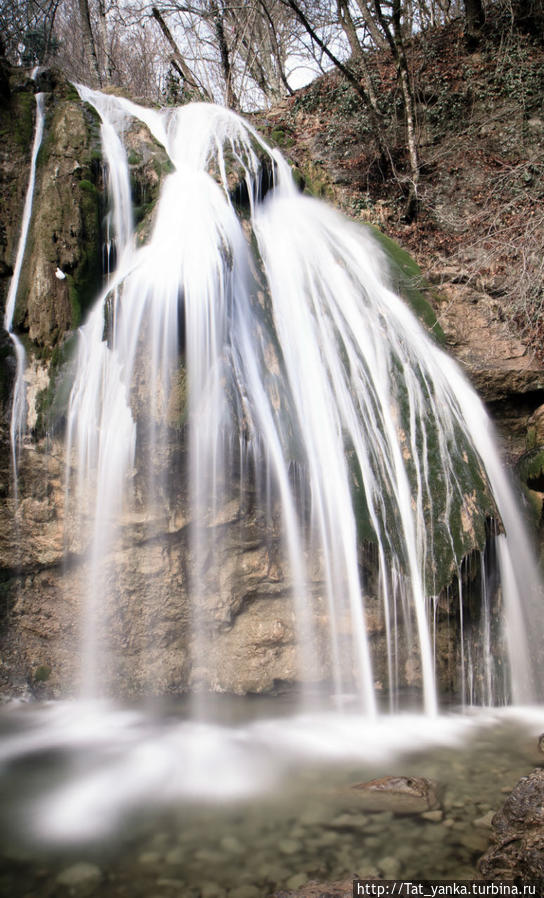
[
  {"x1": 368, "y1": 226, "x2": 446, "y2": 344},
  {"x1": 78, "y1": 179, "x2": 97, "y2": 194},
  {"x1": 64, "y1": 83, "x2": 80, "y2": 102},
  {"x1": 13, "y1": 91, "x2": 34, "y2": 149},
  {"x1": 128, "y1": 151, "x2": 142, "y2": 166},
  {"x1": 72, "y1": 182, "x2": 102, "y2": 322},
  {"x1": 527, "y1": 424, "x2": 538, "y2": 451},
  {"x1": 517, "y1": 448, "x2": 544, "y2": 503},
  {"x1": 270, "y1": 128, "x2": 294, "y2": 149},
  {"x1": 34, "y1": 664, "x2": 52, "y2": 682},
  {"x1": 152, "y1": 157, "x2": 174, "y2": 178},
  {"x1": 65, "y1": 274, "x2": 81, "y2": 327},
  {"x1": 291, "y1": 168, "x2": 306, "y2": 192},
  {"x1": 34, "y1": 333, "x2": 77, "y2": 435},
  {"x1": 133, "y1": 202, "x2": 154, "y2": 225},
  {"x1": 299, "y1": 161, "x2": 333, "y2": 199}
]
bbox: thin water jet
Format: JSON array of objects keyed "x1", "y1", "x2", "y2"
[{"x1": 4, "y1": 73, "x2": 45, "y2": 493}]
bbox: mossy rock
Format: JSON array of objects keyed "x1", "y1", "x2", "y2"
[
  {"x1": 12, "y1": 91, "x2": 35, "y2": 150},
  {"x1": 368, "y1": 226, "x2": 446, "y2": 344},
  {"x1": 269, "y1": 127, "x2": 295, "y2": 149},
  {"x1": 515, "y1": 448, "x2": 544, "y2": 528},
  {"x1": 299, "y1": 160, "x2": 334, "y2": 200},
  {"x1": 12, "y1": 83, "x2": 104, "y2": 351},
  {"x1": 33, "y1": 334, "x2": 77, "y2": 436},
  {"x1": 518, "y1": 447, "x2": 544, "y2": 491}
]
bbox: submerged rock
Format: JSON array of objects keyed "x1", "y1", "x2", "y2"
[
  {"x1": 347, "y1": 775, "x2": 439, "y2": 815},
  {"x1": 56, "y1": 861, "x2": 101, "y2": 890},
  {"x1": 479, "y1": 768, "x2": 544, "y2": 885}
]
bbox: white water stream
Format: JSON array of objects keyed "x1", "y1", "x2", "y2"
[
  {"x1": 4, "y1": 75, "x2": 45, "y2": 488},
  {"x1": 59, "y1": 90, "x2": 542, "y2": 713}
]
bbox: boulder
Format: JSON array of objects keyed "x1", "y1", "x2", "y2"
[
  {"x1": 346, "y1": 775, "x2": 439, "y2": 815},
  {"x1": 479, "y1": 768, "x2": 544, "y2": 885}
]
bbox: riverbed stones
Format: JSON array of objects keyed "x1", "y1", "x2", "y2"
[
  {"x1": 220, "y1": 835, "x2": 245, "y2": 855},
  {"x1": 286, "y1": 873, "x2": 309, "y2": 889},
  {"x1": 200, "y1": 884, "x2": 226, "y2": 898},
  {"x1": 473, "y1": 810, "x2": 494, "y2": 828},
  {"x1": 279, "y1": 839, "x2": 303, "y2": 855},
  {"x1": 56, "y1": 862, "x2": 101, "y2": 890},
  {"x1": 164, "y1": 847, "x2": 185, "y2": 864},
  {"x1": 139, "y1": 851, "x2": 162, "y2": 864},
  {"x1": 422, "y1": 809, "x2": 443, "y2": 822},
  {"x1": 272, "y1": 879, "x2": 356, "y2": 897},
  {"x1": 228, "y1": 886, "x2": 260, "y2": 898}
]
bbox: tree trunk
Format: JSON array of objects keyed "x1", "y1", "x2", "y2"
[
  {"x1": 336, "y1": 0, "x2": 381, "y2": 114},
  {"x1": 372, "y1": 0, "x2": 420, "y2": 218},
  {"x1": 96, "y1": 0, "x2": 112, "y2": 84},
  {"x1": 281, "y1": 0, "x2": 389, "y2": 160},
  {"x1": 78, "y1": 0, "x2": 101, "y2": 86},
  {"x1": 464, "y1": 0, "x2": 485, "y2": 50},
  {"x1": 258, "y1": 0, "x2": 294, "y2": 97},
  {"x1": 210, "y1": 1, "x2": 238, "y2": 109},
  {"x1": 353, "y1": 0, "x2": 389, "y2": 50}
]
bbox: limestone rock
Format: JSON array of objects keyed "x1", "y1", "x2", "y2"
[
  {"x1": 14, "y1": 78, "x2": 103, "y2": 348},
  {"x1": 479, "y1": 768, "x2": 544, "y2": 885}
]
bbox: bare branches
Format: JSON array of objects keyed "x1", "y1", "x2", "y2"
[
  {"x1": 151, "y1": 5, "x2": 212, "y2": 99},
  {"x1": 0, "y1": 0, "x2": 61, "y2": 64}
]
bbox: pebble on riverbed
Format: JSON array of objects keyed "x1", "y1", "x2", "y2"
[{"x1": 56, "y1": 862, "x2": 102, "y2": 890}]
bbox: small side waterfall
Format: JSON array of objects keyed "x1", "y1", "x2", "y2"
[
  {"x1": 65, "y1": 87, "x2": 136, "y2": 696},
  {"x1": 57, "y1": 90, "x2": 542, "y2": 712},
  {"x1": 4, "y1": 75, "x2": 45, "y2": 490}
]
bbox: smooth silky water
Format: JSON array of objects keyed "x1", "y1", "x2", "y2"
[
  {"x1": 0, "y1": 702, "x2": 544, "y2": 896},
  {"x1": 2, "y1": 87, "x2": 544, "y2": 896}
]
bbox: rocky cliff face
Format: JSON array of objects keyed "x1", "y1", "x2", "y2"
[{"x1": 0, "y1": 65, "x2": 540, "y2": 702}]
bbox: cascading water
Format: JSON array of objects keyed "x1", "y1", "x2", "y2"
[
  {"x1": 59, "y1": 89, "x2": 541, "y2": 712},
  {"x1": 4, "y1": 72, "x2": 45, "y2": 490},
  {"x1": 2, "y1": 84, "x2": 544, "y2": 868}
]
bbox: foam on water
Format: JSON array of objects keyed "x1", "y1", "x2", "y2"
[{"x1": 0, "y1": 700, "x2": 542, "y2": 845}]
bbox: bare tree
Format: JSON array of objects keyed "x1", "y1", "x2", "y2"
[
  {"x1": 151, "y1": 6, "x2": 212, "y2": 99},
  {"x1": 370, "y1": 0, "x2": 420, "y2": 217},
  {"x1": 224, "y1": 0, "x2": 294, "y2": 102},
  {"x1": 280, "y1": 0, "x2": 421, "y2": 218},
  {"x1": 78, "y1": 0, "x2": 102, "y2": 84}
]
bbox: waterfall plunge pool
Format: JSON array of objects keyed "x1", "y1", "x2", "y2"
[{"x1": 0, "y1": 699, "x2": 543, "y2": 897}]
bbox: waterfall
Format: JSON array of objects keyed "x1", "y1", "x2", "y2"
[
  {"x1": 4, "y1": 74, "x2": 45, "y2": 491},
  {"x1": 56, "y1": 90, "x2": 541, "y2": 711}
]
